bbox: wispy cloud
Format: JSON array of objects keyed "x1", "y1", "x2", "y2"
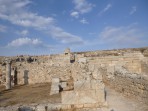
[
  {"x1": 70, "y1": 11, "x2": 79, "y2": 18},
  {"x1": 98, "y1": 24, "x2": 147, "y2": 48},
  {"x1": 80, "y1": 18, "x2": 89, "y2": 24},
  {"x1": 71, "y1": 0, "x2": 94, "y2": 19},
  {"x1": 49, "y1": 26, "x2": 84, "y2": 44},
  {"x1": 16, "y1": 30, "x2": 29, "y2": 36},
  {"x1": 130, "y1": 6, "x2": 137, "y2": 15},
  {"x1": 73, "y1": 0, "x2": 94, "y2": 14},
  {"x1": 7, "y1": 37, "x2": 42, "y2": 47},
  {"x1": 99, "y1": 4, "x2": 112, "y2": 16},
  {"x1": 0, "y1": 25, "x2": 7, "y2": 32}
]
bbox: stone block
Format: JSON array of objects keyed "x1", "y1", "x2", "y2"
[
  {"x1": 61, "y1": 105, "x2": 71, "y2": 110},
  {"x1": 18, "y1": 106, "x2": 34, "y2": 111},
  {"x1": 36, "y1": 105, "x2": 46, "y2": 111},
  {"x1": 95, "y1": 89, "x2": 105, "y2": 103},
  {"x1": 50, "y1": 87, "x2": 59, "y2": 91},
  {"x1": 50, "y1": 83, "x2": 59, "y2": 90},
  {"x1": 78, "y1": 90, "x2": 96, "y2": 104},
  {"x1": 74, "y1": 104, "x2": 83, "y2": 109},
  {"x1": 61, "y1": 91, "x2": 79, "y2": 104},
  {"x1": 50, "y1": 90, "x2": 59, "y2": 95},
  {"x1": 83, "y1": 103, "x2": 96, "y2": 108},
  {"x1": 47, "y1": 104, "x2": 62, "y2": 111},
  {"x1": 60, "y1": 82, "x2": 67, "y2": 89},
  {"x1": 61, "y1": 89, "x2": 103, "y2": 105},
  {"x1": 50, "y1": 78, "x2": 60, "y2": 95},
  {"x1": 74, "y1": 80, "x2": 91, "y2": 90}
]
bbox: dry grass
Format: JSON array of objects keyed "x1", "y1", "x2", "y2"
[{"x1": 0, "y1": 83, "x2": 61, "y2": 107}]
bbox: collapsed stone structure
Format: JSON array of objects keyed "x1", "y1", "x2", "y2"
[{"x1": 0, "y1": 47, "x2": 148, "y2": 110}]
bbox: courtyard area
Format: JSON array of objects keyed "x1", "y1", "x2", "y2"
[{"x1": 0, "y1": 83, "x2": 60, "y2": 107}]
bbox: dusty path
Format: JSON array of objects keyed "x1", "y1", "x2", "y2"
[{"x1": 99, "y1": 86, "x2": 148, "y2": 111}]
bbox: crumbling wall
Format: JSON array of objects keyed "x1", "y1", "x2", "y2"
[
  {"x1": 1, "y1": 51, "x2": 147, "y2": 85},
  {"x1": 86, "y1": 54, "x2": 148, "y2": 105},
  {"x1": 13, "y1": 54, "x2": 72, "y2": 84},
  {"x1": 102, "y1": 66, "x2": 148, "y2": 105}
]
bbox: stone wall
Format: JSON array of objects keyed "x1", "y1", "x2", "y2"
[
  {"x1": 0, "y1": 51, "x2": 148, "y2": 85},
  {"x1": 102, "y1": 66, "x2": 148, "y2": 105},
  {"x1": 12, "y1": 54, "x2": 72, "y2": 84}
]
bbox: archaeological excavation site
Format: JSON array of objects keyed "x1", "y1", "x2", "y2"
[{"x1": 0, "y1": 48, "x2": 148, "y2": 111}]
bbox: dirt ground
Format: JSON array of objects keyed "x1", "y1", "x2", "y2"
[{"x1": 0, "y1": 83, "x2": 60, "y2": 107}]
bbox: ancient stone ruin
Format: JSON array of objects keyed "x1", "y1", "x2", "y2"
[{"x1": 0, "y1": 48, "x2": 148, "y2": 111}]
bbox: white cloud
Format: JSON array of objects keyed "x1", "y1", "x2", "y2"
[
  {"x1": 0, "y1": 13, "x2": 54, "y2": 29},
  {"x1": 16, "y1": 30, "x2": 29, "y2": 36},
  {"x1": 99, "y1": 4, "x2": 112, "y2": 16},
  {"x1": 70, "y1": 11, "x2": 79, "y2": 18},
  {"x1": 0, "y1": 0, "x2": 31, "y2": 13},
  {"x1": 2, "y1": 37, "x2": 53, "y2": 56},
  {"x1": 130, "y1": 6, "x2": 137, "y2": 15},
  {"x1": 7, "y1": 37, "x2": 42, "y2": 47},
  {"x1": 49, "y1": 26, "x2": 84, "y2": 44},
  {"x1": 0, "y1": 25, "x2": 6, "y2": 32},
  {"x1": 21, "y1": 30, "x2": 29, "y2": 36},
  {"x1": 98, "y1": 24, "x2": 146, "y2": 48},
  {"x1": 0, "y1": 0, "x2": 54, "y2": 29},
  {"x1": 72, "y1": 0, "x2": 94, "y2": 14},
  {"x1": 80, "y1": 18, "x2": 89, "y2": 24},
  {"x1": 0, "y1": 0, "x2": 84, "y2": 45}
]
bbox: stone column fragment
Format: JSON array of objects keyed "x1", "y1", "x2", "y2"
[
  {"x1": 50, "y1": 78, "x2": 60, "y2": 95},
  {"x1": 6, "y1": 60, "x2": 11, "y2": 90}
]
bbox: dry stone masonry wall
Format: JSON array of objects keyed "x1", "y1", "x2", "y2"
[{"x1": 103, "y1": 66, "x2": 148, "y2": 105}]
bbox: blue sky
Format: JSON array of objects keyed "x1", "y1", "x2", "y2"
[{"x1": 0, "y1": 0, "x2": 148, "y2": 56}]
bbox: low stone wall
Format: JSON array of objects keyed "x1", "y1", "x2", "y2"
[
  {"x1": 103, "y1": 68, "x2": 148, "y2": 104},
  {"x1": 0, "y1": 102, "x2": 108, "y2": 111}
]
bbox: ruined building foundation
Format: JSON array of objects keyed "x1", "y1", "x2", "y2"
[{"x1": 0, "y1": 48, "x2": 148, "y2": 110}]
